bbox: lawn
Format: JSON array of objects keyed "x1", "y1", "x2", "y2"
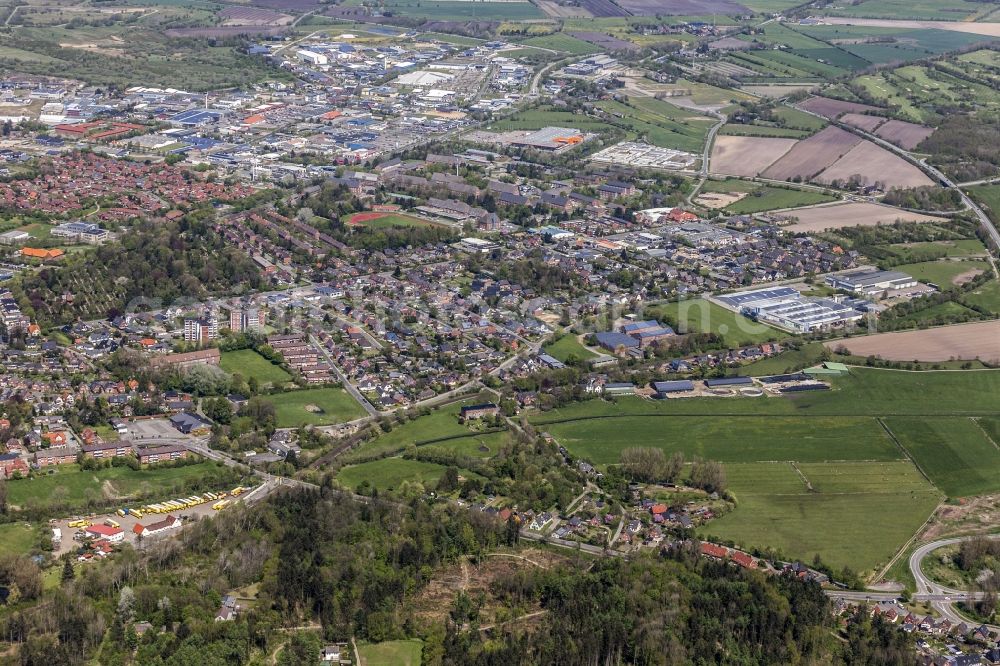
[
  {"x1": 596, "y1": 99, "x2": 712, "y2": 153},
  {"x1": 894, "y1": 260, "x2": 991, "y2": 287},
  {"x1": 970, "y1": 184, "x2": 1000, "y2": 227},
  {"x1": 342, "y1": 397, "x2": 490, "y2": 462},
  {"x1": 418, "y1": 431, "x2": 509, "y2": 460},
  {"x1": 647, "y1": 298, "x2": 785, "y2": 346},
  {"x1": 337, "y1": 458, "x2": 460, "y2": 492},
  {"x1": 725, "y1": 186, "x2": 836, "y2": 214},
  {"x1": 220, "y1": 349, "x2": 291, "y2": 385},
  {"x1": 886, "y1": 239, "x2": 988, "y2": 260},
  {"x1": 267, "y1": 388, "x2": 367, "y2": 428},
  {"x1": 543, "y1": 333, "x2": 598, "y2": 362},
  {"x1": 541, "y1": 415, "x2": 898, "y2": 466},
  {"x1": 358, "y1": 639, "x2": 423, "y2": 666},
  {"x1": 6, "y1": 462, "x2": 234, "y2": 512},
  {"x1": 964, "y1": 280, "x2": 1000, "y2": 314},
  {"x1": 884, "y1": 417, "x2": 1000, "y2": 497},
  {"x1": 704, "y1": 460, "x2": 940, "y2": 572},
  {"x1": 739, "y1": 342, "x2": 829, "y2": 376},
  {"x1": 0, "y1": 523, "x2": 39, "y2": 556}
]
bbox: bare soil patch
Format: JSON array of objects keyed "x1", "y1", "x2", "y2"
[
  {"x1": 710, "y1": 135, "x2": 797, "y2": 177},
  {"x1": 874, "y1": 119, "x2": 935, "y2": 151},
  {"x1": 824, "y1": 320, "x2": 1000, "y2": 363},
  {"x1": 840, "y1": 112, "x2": 885, "y2": 132},
  {"x1": 741, "y1": 84, "x2": 818, "y2": 98},
  {"x1": 816, "y1": 140, "x2": 935, "y2": 189},
  {"x1": 952, "y1": 267, "x2": 985, "y2": 286},
  {"x1": 762, "y1": 126, "x2": 861, "y2": 182},
  {"x1": 410, "y1": 548, "x2": 569, "y2": 626},
  {"x1": 695, "y1": 191, "x2": 749, "y2": 209},
  {"x1": 781, "y1": 202, "x2": 946, "y2": 232},
  {"x1": 797, "y1": 95, "x2": 881, "y2": 120},
  {"x1": 921, "y1": 493, "x2": 1000, "y2": 541}
]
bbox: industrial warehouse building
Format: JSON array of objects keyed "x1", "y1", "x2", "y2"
[
  {"x1": 717, "y1": 287, "x2": 864, "y2": 333},
  {"x1": 825, "y1": 269, "x2": 917, "y2": 296}
]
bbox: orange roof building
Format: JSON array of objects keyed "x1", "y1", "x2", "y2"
[{"x1": 21, "y1": 247, "x2": 64, "y2": 260}]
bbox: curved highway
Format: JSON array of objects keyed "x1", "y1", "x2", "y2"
[{"x1": 828, "y1": 535, "x2": 1000, "y2": 629}]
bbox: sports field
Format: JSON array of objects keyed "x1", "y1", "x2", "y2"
[
  {"x1": 883, "y1": 417, "x2": 1000, "y2": 497},
  {"x1": 220, "y1": 349, "x2": 291, "y2": 385},
  {"x1": 344, "y1": 212, "x2": 438, "y2": 228},
  {"x1": 267, "y1": 388, "x2": 367, "y2": 427},
  {"x1": 647, "y1": 298, "x2": 785, "y2": 347},
  {"x1": 357, "y1": 639, "x2": 423, "y2": 666}
]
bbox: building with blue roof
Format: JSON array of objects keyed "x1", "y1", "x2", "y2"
[
  {"x1": 595, "y1": 331, "x2": 639, "y2": 352},
  {"x1": 705, "y1": 376, "x2": 753, "y2": 388},
  {"x1": 653, "y1": 380, "x2": 694, "y2": 397}
]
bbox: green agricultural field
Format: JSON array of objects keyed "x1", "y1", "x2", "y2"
[
  {"x1": 6, "y1": 462, "x2": 235, "y2": 512},
  {"x1": 342, "y1": 0, "x2": 541, "y2": 19},
  {"x1": 772, "y1": 106, "x2": 830, "y2": 130},
  {"x1": 822, "y1": 0, "x2": 987, "y2": 21},
  {"x1": 337, "y1": 458, "x2": 460, "y2": 492},
  {"x1": 532, "y1": 368, "x2": 1000, "y2": 419},
  {"x1": 543, "y1": 333, "x2": 598, "y2": 362},
  {"x1": 220, "y1": 349, "x2": 291, "y2": 385},
  {"x1": 647, "y1": 298, "x2": 785, "y2": 346},
  {"x1": 705, "y1": 460, "x2": 940, "y2": 572},
  {"x1": 979, "y1": 417, "x2": 1000, "y2": 446},
  {"x1": 884, "y1": 417, "x2": 1000, "y2": 497},
  {"x1": 358, "y1": 639, "x2": 423, "y2": 666},
  {"x1": 541, "y1": 415, "x2": 898, "y2": 466},
  {"x1": 267, "y1": 388, "x2": 367, "y2": 428},
  {"x1": 894, "y1": 260, "x2": 991, "y2": 287},
  {"x1": 0, "y1": 523, "x2": 40, "y2": 556},
  {"x1": 522, "y1": 33, "x2": 600, "y2": 55},
  {"x1": 719, "y1": 124, "x2": 813, "y2": 138}
]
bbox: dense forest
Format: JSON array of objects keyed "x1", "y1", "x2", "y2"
[
  {"x1": 14, "y1": 216, "x2": 264, "y2": 325},
  {"x1": 0, "y1": 487, "x2": 916, "y2": 665},
  {"x1": 918, "y1": 112, "x2": 1000, "y2": 182}
]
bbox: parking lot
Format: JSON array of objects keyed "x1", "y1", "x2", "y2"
[
  {"x1": 127, "y1": 418, "x2": 185, "y2": 441},
  {"x1": 51, "y1": 483, "x2": 269, "y2": 558}
]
